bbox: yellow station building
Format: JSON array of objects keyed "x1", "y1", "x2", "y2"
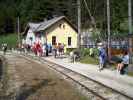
[{"x1": 24, "y1": 16, "x2": 78, "y2": 52}]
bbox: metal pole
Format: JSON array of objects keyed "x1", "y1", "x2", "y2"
[
  {"x1": 128, "y1": 0, "x2": 132, "y2": 64},
  {"x1": 107, "y1": 0, "x2": 111, "y2": 61},
  {"x1": 17, "y1": 16, "x2": 20, "y2": 45},
  {"x1": 77, "y1": 0, "x2": 81, "y2": 49}
]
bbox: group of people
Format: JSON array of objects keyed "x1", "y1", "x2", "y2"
[
  {"x1": 31, "y1": 42, "x2": 65, "y2": 57},
  {"x1": 24, "y1": 42, "x2": 52, "y2": 57},
  {"x1": 0, "y1": 41, "x2": 129, "y2": 75},
  {"x1": 53, "y1": 43, "x2": 65, "y2": 58},
  {"x1": 98, "y1": 43, "x2": 129, "y2": 75},
  {"x1": 18, "y1": 42, "x2": 64, "y2": 58}
]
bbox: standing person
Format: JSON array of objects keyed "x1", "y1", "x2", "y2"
[
  {"x1": 2, "y1": 43, "x2": 7, "y2": 55},
  {"x1": 36, "y1": 42, "x2": 42, "y2": 56},
  {"x1": 45, "y1": 43, "x2": 49, "y2": 57},
  {"x1": 42, "y1": 43, "x2": 46, "y2": 56},
  {"x1": 32, "y1": 43, "x2": 37, "y2": 56},
  {"x1": 53, "y1": 43, "x2": 57, "y2": 58},
  {"x1": 98, "y1": 43, "x2": 106, "y2": 71},
  {"x1": 58, "y1": 43, "x2": 62, "y2": 56},
  {"x1": 60, "y1": 43, "x2": 64, "y2": 55}
]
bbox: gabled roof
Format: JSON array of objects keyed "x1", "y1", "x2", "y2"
[
  {"x1": 23, "y1": 16, "x2": 77, "y2": 35},
  {"x1": 36, "y1": 16, "x2": 65, "y2": 31},
  {"x1": 28, "y1": 22, "x2": 42, "y2": 32}
]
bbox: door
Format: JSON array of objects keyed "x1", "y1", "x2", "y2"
[
  {"x1": 68, "y1": 37, "x2": 71, "y2": 46},
  {"x1": 52, "y1": 36, "x2": 56, "y2": 45}
]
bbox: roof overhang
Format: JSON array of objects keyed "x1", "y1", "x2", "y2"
[{"x1": 23, "y1": 16, "x2": 78, "y2": 36}]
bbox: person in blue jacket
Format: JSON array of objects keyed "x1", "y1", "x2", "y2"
[{"x1": 98, "y1": 43, "x2": 106, "y2": 71}]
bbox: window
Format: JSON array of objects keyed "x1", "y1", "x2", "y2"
[
  {"x1": 68, "y1": 37, "x2": 71, "y2": 46},
  {"x1": 63, "y1": 24, "x2": 65, "y2": 29},
  {"x1": 52, "y1": 36, "x2": 56, "y2": 45},
  {"x1": 59, "y1": 24, "x2": 62, "y2": 28},
  {"x1": 59, "y1": 24, "x2": 65, "y2": 29},
  {"x1": 29, "y1": 37, "x2": 33, "y2": 41}
]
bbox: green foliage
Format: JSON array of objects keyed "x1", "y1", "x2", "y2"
[
  {"x1": 110, "y1": 0, "x2": 128, "y2": 33},
  {"x1": 93, "y1": 48, "x2": 99, "y2": 57},
  {"x1": 0, "y1": 34, "x2": 17, "y2": 48},
  {"x1": 128, "y1": 72, "x2": 133, "y2": 77},
  {"x1": 0, "y1": 0, "x2": 132, "y2": 38},
  {"x1": 80, "y1": 48, "x2": 99, "y2": 58},
  {"x1": 79, "y1": 48, "x2": 99, "y2": 64},
  {"x1": 91, "y1": 29, "x2": 104, "y2": 42},
  {"x1": 66, "y1": 48, "x2": 76, "y2": 54},
  {"x1": 80, "y1": 48, "x2": 90, "y2": 57},
  {"x1": 80, "y1": 56, "x2": 99, "y2": 65},
  {"x1": 0, "y1": 0, "x2": 77, "y2": 35}
]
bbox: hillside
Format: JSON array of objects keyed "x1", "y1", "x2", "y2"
[{"x1": 0, "y1": 34, "x2": 18, "y2": 48}]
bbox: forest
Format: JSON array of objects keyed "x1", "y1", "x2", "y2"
[{"x1": 0, "y1": 0, "x2": 132, "y2": 38}]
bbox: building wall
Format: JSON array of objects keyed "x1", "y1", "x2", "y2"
[
  {"x1": 25, "y1": 29, "x2": 36, "y2": 46},
  {"x1": 25, "y1": 29, "x2": 45, "y2": 46},
  {"x1": 46, "y1": 19, "x2": 77, "y2": 51}
]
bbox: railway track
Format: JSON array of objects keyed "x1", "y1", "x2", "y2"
[
  {"x1": 1, "y1": 53, "x2": 90, "y2": 100},
  {"x1": 14, "y1": 53, "x2": 132, "y2": 100}
]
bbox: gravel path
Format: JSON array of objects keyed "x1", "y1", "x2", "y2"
[{"x1": 1, "y1": 54, "x2": 87, "y2": 100}]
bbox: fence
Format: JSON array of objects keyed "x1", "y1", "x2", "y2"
[{"x1": 81, "y1": 44, "x2": 132, "y2": 56}]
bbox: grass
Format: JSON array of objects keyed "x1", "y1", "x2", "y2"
[
  {"x1": 80, "y1": 56, "x2": 99, "y2": 65},
  {"x1": 0, "y1": 34, "x2": 18, "y2": 48},
  {"x1": 128, "y1": 72, "x2": 133, "y2": 77}
]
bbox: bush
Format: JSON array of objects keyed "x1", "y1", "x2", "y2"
[
  {"x1": 80, "y1": 55, "x2": 99, "y2": 65},
  {"x1": 80, "y1": 48, "x2": 90, "y2": 57},
  {"x1": 79, "y1": 48, "x2": 99, "y2": 64},
  {"x1": 93, "y1": 48, "x2": 99, "y2": 57},
  {"x1": 80, "y1": 48, "x2": 99, "y2": 58},
  {"x1": 0, "y1": 34, "x2": 17, "y2": 48},
  {"x1": 66, "y1": 48, "x2": 76, "y2": 54}
]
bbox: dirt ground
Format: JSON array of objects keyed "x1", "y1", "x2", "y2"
[{"x1": 2, "y1": 54, "x2": 88, "y2": 100}]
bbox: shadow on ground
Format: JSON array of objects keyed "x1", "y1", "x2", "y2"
[{"x1": 16, "y1": 78, "x2": 55, "y2": 100}]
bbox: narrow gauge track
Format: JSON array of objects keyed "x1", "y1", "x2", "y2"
[{"x1": 17, "y1": 53, "x2": 132, "y2": 100}]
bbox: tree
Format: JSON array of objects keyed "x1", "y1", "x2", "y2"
[{"x1": 0, "y1": 0, "x2": 132, "y2": 37}]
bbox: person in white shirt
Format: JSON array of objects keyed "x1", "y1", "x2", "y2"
[{"x1": 117, "y1": 51, "x2": 129, "y2": 74}]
